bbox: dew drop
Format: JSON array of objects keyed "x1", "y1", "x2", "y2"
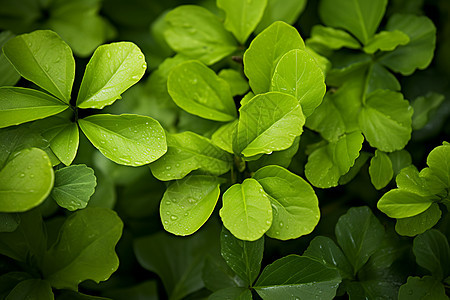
[
  {"x1": 142, "y1": 63, "x2": 147, "y2": 69},
  {"x1": 279, "y1": 222, "x2": 284, "y2": 228},
  {"x1": 132, "y1": 75, "x2": 139, "y2": 80},
  {"x1": 166, "y1": 211, "x2": 170, "y2": 215},
  {"x1": 30, "y1": 174, "x2": 35, "y2": 178},
  {"x1": 187, "y1": 197, "x2": 196, "y2": 204},
  {"x1": 166, "y1": 166, "x2": 171, "y2": 170},
  {"x1": 19, "y1": 173, "x2": 25, "y2": 178},
  {"x1": 184, "y1": 212, "x2": 189, "y2": 216},
  {"x1": 164, "y1": 220, "x2": 169, "y2": 225},
  {"x1": 106, "y1": 51, "x2": 111, "y2": 58},
  {"x1": 165, "y1": 201, "x2": 171, "y2": 205},
  {"x1": 170, "y1": 215, "x2": 178, "y2": 220}
]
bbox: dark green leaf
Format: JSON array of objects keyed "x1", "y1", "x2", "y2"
[
  {"x1": 398, "y1": 276, "x2": 448, "y2": 300},
  {"x1": 363, "y1": 30, "x2": 410, "y2": 54},
  {"x1": 255, "y1": 0, "x2": 307, "y2": 33},
  {"x1": 0, "y1": 213, "x2": 20, "y2": 232},
  {"x1": 395, "y1": 203, "x2": 441, "y2": 237},
  {"x1": 6, "y1": 279, "x2": 53, "y2": 300},
  {"x1": 0, "y1": 31, "x2": 20, "y2": 87},
  {"x1": 412, "y1": 93, "x2": 445, "y2": 130},
  {"x1": 202, "y1": 256, "x2": 244, "y2": 291},
  {"x1": 413, "y1": 229, "x2": 450, "y2": 279},
  {"x1": 209, "y1": 287, "x2": 252, "y2": 300}
]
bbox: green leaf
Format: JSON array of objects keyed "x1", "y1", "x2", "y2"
[
  {"x1": 160, "y1": 175, "x2": 221, "y2": 236},
  {"x1": 0, "y1": 213, "x2": 20, "y2": 232},
  {"x1": 209, "y1": 287, "x2": 252, "y2": 300},
  {"x1": 103, "y1": 281, "x2": 158, "y2": 300},
  {"x1": 307, "y1": 25, "x2": 361, "y2": 51},
  {"x1": 366, "y1": 62, "x2": 401, "y2": 94},
  {"x1": 202, "y1": 256, "x2": 245, "y2": 291},
  {"x1": 51, "y1": 165, "x2": 97, "y2": 211},
  {"x1": 378, "y1": 190, "x2": 434, "y2": 218},
  {"x1": 270, "y1": 49, "x2": 325, "y2": 117},
  {"x1": 134, "y1": 228, "x2": 219, "y2": 300},
  {"x1": 426, "y1": 143, "x2": 450, "y2": 188},
  {"x1": 335, "y1": 206, "x2": 385, "y2": 274},
  {"x1": 0, "y1": 148, "x2": 54, "y2": 213},
  {"x1": 235, "y1": 92, "x2": 305, "y2": 158},
  {"x1": 248, "y1": 136, "x2": 300, "y2": 170},
  {"x1": 363, "y1": 30, "x2": 410, "y2": 54},
  {"x1": 6, "y1": 279, "x2": 53, "y2": 300},
  {"x1": 2, "y1": 30, "x2": 75, "y2": 103},
  {"x1": 78, "y1": 114, "x2": 167, "y2": 166},
  {"x1": 167, "y1": 61, "x2": 237, "y2": 122},
  {"x1": 218, "y1": 69, "x2": 249, "y2": 96},
  {"x1": 150, "y1": 131, "x2": 232, "y2": 181},
  {"x1": 319, "y1": 0, "x2": 387, "y2": 44},
  {"x1": 217, "y1": 0, "x2": 268, "y2": 44},
  {"x1": 244, "y1": 21, "x2": 305, "y2": 94},
  {"x1": 0, "y1": 87, "x2": 69, "y2": 128},
  {"x1": 339, "y1": 151, "x2": 371, "y2": 185},
  {"x1": 76, "y1": 42, "x2": 146, "y2": 109},
  {"x1": 395, "y1": 203, "x2": 442, "y2": 237},
  {"x1": 32, "y1": 116, "x2": 79, "y2": 166},
  {"x1": 380, "y1": 14, "x2": 436, "y2": 75},
  {"x1": 255, "y1": 0, "x2": 307, "y2": 33},
  {"x1": 220, "y1": 179, "x2": 272, "y2": 241},
  {"x1": 43, "y1": 207, "x2": 123, "y2": 290},
  {"x1": 253, "y1": 165, "x2": 320, "y2": 240},
  {"x1": 303, "y1": 236, "x2": 353, "y2": 280},
  {"x1": 164, "y1": 5, "x2": 237, "y2": 65},
  {"x1": 254, "y1": 255, "x2": 341, "y2": 299},
  {"x1": 413, "y1": 229, "x2": 450, "y2": 279},
  {"x1": 0, "y1": 272, "x2": 32, "y2": 298},
  {"x1": 396, "y1": 165, "x2": 432, "y2": 196},
  {"x1": 305, "y1": 131, "x2": 364, "y2": 188},
  {"x1": 369, "y1": 150, "x2": 394, "y2": 190},
  {"x1": 398, "y1": 276, "x2": 448, "y2": 300},
  {"x1": 359, "y1": 89, "x2": 413, "y2": 152},
  {"x1": 0, "y1": 31, "x2": 20, "y2": 87},
  {"x1": 412, "y1": 93, "x2": 445, "y2": 130},
  {"x1": 211, "y1": 120, "x2": 238, "y2": 154},
  {"x1": 57, "y1": 290, "x2": 110, "y2": 300},
  {"x1": 388, "y1": 149, "x2": 412, "y2": 176},
  {"x1": 221, "y1": 227, "x2": 264, "y2": 286}
]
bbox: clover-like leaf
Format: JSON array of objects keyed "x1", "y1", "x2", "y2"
[{"x1": 78, "y1": 114, "x2": 167, "y2": 166}]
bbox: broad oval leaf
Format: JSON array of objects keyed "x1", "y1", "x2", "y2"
[
  {"x1": 2, "y1": 30, "x2": 75, "y2": 103},
  {"x1": 5, "y1": 279, "x2": 54, "y2": 300},
  {"x1": 413, "y1": 229, "x2": 450, "y2": 279},
  {"x1": 219, "y1": 178, "x2": 272, "y2": 241},
  {"x1": 244, "y1": 21, "x2": 305, "y2": 94},
  {"x1": 0, "y1": 148, "x2": 54, "y2": 212},
  {"x1": 377, "y1": 189, "x2": 433, "y2": 218},
  {"x1": 319, "y1": 0, "x2": 388, "y2": 44},
  {"x1": 271, "y1": 49, "x2": 326, "y2": 117},
  {"x1": 395, "y1": 203, "x2": 442, "y2": 237},
  {"x1": 0, "y1": 87, "x2": 68, "y2": 128},
  {"x1": 305, "y1": 131, "x2": 364, "y2": 188},
  {"x1": 150, "y1": 131, "x2": 232, "y2": 181},
  {"x1": 42, "y1": 207, "x2": 123, "y2": 290},
  {"x1": 254, "y1": 255, "x2": 341, "y2": 299},
  {"x1": 167, "y1": 61, "x2": 237, "y2": 122},
  {"x1": 218, "y1": 69, "x2": 249, "y2": 97},
  {"x1": 253, "y1": 165, "x2": 320, "y2": 240},
  {"x1": 235, "y1": 92, "x2": 305, "y2": 158},
  {"x1": 220, "y1": 227, "x2": 264, "y2": 286},
  {"x1": 363, "y1": 30, "x2": 410, "y2": 54},
  {"x1": 255, "y1": 0, "x2": 307, "y2": 33},
  {"x1": 359, "y1": 89, "x2": 413, "y2": 152},
  {"x1": 51, "y1": 165, "x2": 97, "y2": 211},
  {"x1": 395, "y1": 165, "x2": 431, "y2": 196},
  {"x1": 335, "y1": 206, "x2": 385, "y2": 274},
  {"x1": 426, "y1": 143, "x2": 450, "y2": 188},
  {"x1": 211, "y1": 120, "x2": 238, "y2": 154},
  {"x1": 164, "y1": 5, "x2": 237, "y2": 65},
  {"x1": 380, "y1": 14, "x2": 436, "y2": 75},
  {"x1": 78, "y1": 114, "x2": 167, "y2": 166},
  {"x1": 369, "y1": 150, "x2": 394, "y2": 190},
  {"x1": 160, "y1": 175, "x2": 221, "y2": 236},
  {"x1": 398, "y1": 276, "x2": 448, "y2": 300},
  {"x1": 217, "y1": 0, "x2": 268, "y2": 44},
  {"x1": 76, "y1": 42, "x2": 146, "y2": 109}
]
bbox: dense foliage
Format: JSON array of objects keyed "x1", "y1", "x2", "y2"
[{"x1": 0, "y1": 0, "x2": 449, "y2": 299}]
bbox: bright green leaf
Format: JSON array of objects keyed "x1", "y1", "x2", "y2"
[
  {"x1": 307, "y1": 25, "x2": 361, "y2": 50},
  {"x1": 255, "y1": 0, "x2": 307, "y2": 33},
  {"x1": 0, "y1": 87, "x2": 68, "y2": 129},
  {"x1": 398, "y1": 276, "x2": 448, "y2": 300},
  {"x1": 211, "y1": 120, "x2": 238, "y2": 154},
  {"x1": 396, "y1": 165, "x2": 432, "y2": 196},
  {"x1": 271, "y1": 49, "x2": 325, "y2": 117},
  {"x1": 335, "y1": 206, "x2": 385, "y2": 274},
  {"x1": 220, "y1": 179, "x2": 272, "y2": 241},
  {"x1": 5, "y1": 279, "x2": 53, "y2": 300},
  {"x1": 359, "y1": 89, "x2": 413, "y2": 152},
  {"x1": 319, "y1": 0, "x2": 387, "y2": 44},
  {"x1": 164, "y1": 5, "x2": 237, "y2": 65},
  {"x1": 51, "y1": 165, "x2": 97, "y2": 211},
  {"x1": 254, "y1": 255, "x2": 341, "y2": 299},
  {"x1": 426, "y1": 143, "x2": 450, "y2": 188},
  {"x1": 244, "y1": 21, "x2": 304, "y2": 94},
  {"x1": 248, "y1": 136, "x2": 300, "y2": 171},
  {"x1": 167, "y1": 61, "x2": 237, "y2": 122},
  {"x1": 363, "y1": 30, "x2": 410, "y2": 54},
  {"x1": 305, "y1": 131, "x2": 364, "y2": 188},
  {"x1": 218, "y1": 69, "x2": 249, "y2": 96},
  {"x1": 413, "y1": 229, "x2": 450, "y2": 279},
  {"x1": 76, "y1": 42, "x2": 146, "y2": 109},
  {"x1": 235, "y1": 92, "x2": 305, "y2": 158},
  {"x1": 253, "y1": 165, "x2": 320, "y2": 240},
  {"x1": 377, "y1": 190, "x2": 433, "y2": 218},
  {"x1": 339, "y1": 151, "x2": 372, "y2": 185},
  {"x1": 0, "y1": 148, "x2": 54, "y2": 213},
  {"x1": 160, "y1": 175, "x2": 221, "y2": 236},
  {"x1": 412, "y1": 93, "x2": 445, "y2": 130},
  {"x1": 217, "y1": 0, "x2": 268, "y2": 44},
  {"x1": 2, "y1": 30, "x2": 75, "y2": 102},
  {"x1": 380, "y1": 14, "x2": 436, "y2": 75},
  {"x1": 369, "y1": 150, "x2": 394, "y2": 190},
  {"x1": 78, "y1": 114, "x2": 167, "y2": 166},
  {"x1": 395, "y1": 203, "x2": 442, "y2": 237},
  {"x1": 150, "y1": 131, "x2": 232, "y2": 181},
  {"x1": 221, "y1": 227, "x2": 264, "y2": 285},
  {"x1": 43, "y1": 207, "x2": 123, "y2": 290}
]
